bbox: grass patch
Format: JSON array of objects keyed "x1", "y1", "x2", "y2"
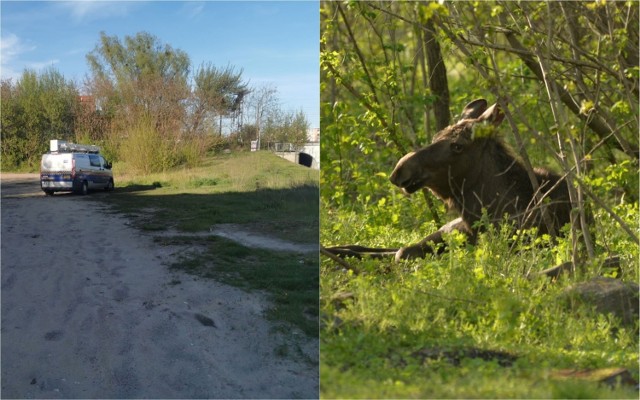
[
  {"x1": 187, "y1": 177, "x2": 221, "y2": 188},
  {"x1": 104, "y1": 151, "x2": 319, "y2": 243},
  {"x1": 320, "y1": 195, "x2": 639, "y2": 398},
  {"x1": 92, "y1": 151, "x2": 319, "y2": 337},
  {"x1": 160, "y1": 235, "x2": 318, "y2": 337}
]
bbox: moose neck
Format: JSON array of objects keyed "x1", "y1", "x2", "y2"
[{"x1": 448, "y1": 138, "x2": 532, "y2": 228}]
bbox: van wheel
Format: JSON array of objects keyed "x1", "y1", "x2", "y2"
[
  {"x1": 44, "y1": 190, "x2": 54, "y2": 196},
  {"x1": 81, "y1": 181, "x2": 88, "y2": 195},
  {"x1": 106, "y1": 179, "x2": 114, "y2": 192}
]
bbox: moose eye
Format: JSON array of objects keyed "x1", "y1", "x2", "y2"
[{"x1": 451, "y1": 143, "x2": 464, "y2": 153}]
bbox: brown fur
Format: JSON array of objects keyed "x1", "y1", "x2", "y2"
[
  {"x1": 324, "y1": 99, "x2": 571, "y2": 261},
  {"x1": 389, "y1": 99, "x2": 571, "y2": 260}
]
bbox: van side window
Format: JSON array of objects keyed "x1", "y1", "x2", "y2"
[{"x1": 89, "y1": 154, "x2": 101, "y2": 167}]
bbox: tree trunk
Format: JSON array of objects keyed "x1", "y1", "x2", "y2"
[
  {"x1": 421, "y1": 18, "x2": 449, "y2": 225},
  {"x1": 423, "y1": 18, "x2": 450, "y2": 131}
]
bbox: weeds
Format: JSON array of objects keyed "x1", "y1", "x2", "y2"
[{"x1": 321, "y1": 194, "x2": 639, "y2": 398}]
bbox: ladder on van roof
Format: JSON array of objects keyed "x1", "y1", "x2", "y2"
[{"x1": 50, "y1": 140, "x2": 100, "y2": 154}]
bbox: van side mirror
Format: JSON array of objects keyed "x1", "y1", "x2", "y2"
[{"x1": 105, "y1": 162, "x2": 112, "y2": 170}]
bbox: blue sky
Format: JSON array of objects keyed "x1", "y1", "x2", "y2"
[{"x1": 0, "y1": 1, "x2": 320, "y2": 128}]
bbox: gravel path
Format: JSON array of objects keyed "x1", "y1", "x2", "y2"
[{"x1": 0, "y1": 174, "x2": 318, "y2": 399}]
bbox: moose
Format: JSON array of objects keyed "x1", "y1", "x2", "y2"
[{"x1": 325, "y1": 99, "x2": 572, "y2": 262}]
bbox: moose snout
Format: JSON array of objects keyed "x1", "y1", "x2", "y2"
[
  {"x1": 389, "y1": 165, "x2": 408, "y2": 188},
  {"x1": 390, "y1": 151, "x2": 415, "y2": 187},
  {"x1": 389, "y1": 151, "x2": 431, "y2": 195},
  {"x1": 390, "y1": 165, "x2": 424, "y2": 194}
]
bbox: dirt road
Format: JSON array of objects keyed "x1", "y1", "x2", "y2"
[{"x1": 0, "y1": 174, "x2": 318, "y2": 399}]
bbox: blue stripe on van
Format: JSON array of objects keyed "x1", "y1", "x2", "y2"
[{"x1": 41, "y1": 173, "x2": 72, "y2": 182}]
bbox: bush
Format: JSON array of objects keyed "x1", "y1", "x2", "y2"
[{"x1": 119, "y1": 116, "x2": 179, "y2": 174}]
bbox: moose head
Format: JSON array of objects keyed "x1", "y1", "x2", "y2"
[{"x1": 389, "y1": 99, "x2": 506, "y2": 201}]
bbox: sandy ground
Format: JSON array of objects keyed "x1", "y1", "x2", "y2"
[
  {"x1": 154, "y1": 225, "x2": 318, "y2": 254},
  {"x1": 0, "y1": 173, "x2": 318, "y2": 399}
]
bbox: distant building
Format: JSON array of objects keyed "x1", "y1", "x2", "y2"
[
  {"x1": 307, "y1": 127, "x2": 320, "y2": 143},
  {"x1": 78, "y1": 96, "x2": 98, "y2": 111}
]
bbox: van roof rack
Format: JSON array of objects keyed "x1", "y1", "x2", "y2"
[{"x1": 51, "y1": 140, "x2": 100, "y2": 154}]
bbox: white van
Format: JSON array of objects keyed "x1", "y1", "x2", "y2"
[{"x1": 40, "y1": 140, "x2": 114, "y2": 195}]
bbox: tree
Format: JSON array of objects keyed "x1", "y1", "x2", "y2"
[
  {"x1": 1, "y1": 68, "x2": 79, "y2": 169},
  {"x1": 85, "y1": 31, "x2": 250, "y2": 172},
  {"x1": 86, "y1": 31, "x2": 190, "y2": 136},
  {"x1": 242, "y1": 85, "x2": 309, "y2": 150},
  {"x1": 436, "y1": 1, "x2": 639, "y2": 259},
  {"x1": 237, "y1": 124, "x2": 258, "y2": 145},
  {"x1": 189, "y1": 63, "x2": 249, "y2": 135},
  {"x1": 438, "y1": 1, "x2": 638, "y2": 161},
  {"x1": 321, "y1": 1, "x2": 638, "y2": 266},
  {"x1": 321, "y1": 5, "x2": 639, "y2": 395},
  {"x1": 288, "y1": 110, "x2": 311, "y2": 146},
  {"x1": 262, "y1": 108, "x2": 310, "y2": 148},
  {"x1": 321, "y1": 1, "x2": 438, "y2": 206},
  {"x1": 244, "y1": 84, "x2": 279, "y2": 149}
]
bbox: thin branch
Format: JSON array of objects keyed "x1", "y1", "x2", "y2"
[
  {"x1": 574, "y1": 179, "x2": 640, "y2": 246},
  {"x1": 336, "y1": 3, "x2": 383, "y2": 118},
  {"x1": 321, "y1": 246, "x2": 361, "y2": 274}
]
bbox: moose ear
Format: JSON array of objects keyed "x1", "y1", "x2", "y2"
[
  {"x1": 459, "y1": 99, "x2": 488, "y2": 120},
  {"x1": 471, "y1": 103, "x2": 505, "y2": 140},
  {"x1": 477, "y1": 103, "x2": 505, "y2": 125}
]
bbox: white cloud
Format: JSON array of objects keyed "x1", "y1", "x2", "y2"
[
  {"x1": 57, "y1": 1, "x2": 132, "y2": 23},
  {"x1": 0, "y1": 33, "x2": 37, "y2": 81},
  {"x1": 0, "y1": 33, "x2": 61, "y2": 81},
  {"x1": 1, "y1": 33, "x2": 35, "y2": 64},
  {"x1": 26, "y1": 59, "x2": 61, "y2": 70},
  {"x1": 180, "y1": 2, "x2": 205, "y2": 19}
]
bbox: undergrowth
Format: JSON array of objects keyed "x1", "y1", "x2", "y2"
[{"x1": 320, "y1": 191, "x2": 639, "y2": 398}]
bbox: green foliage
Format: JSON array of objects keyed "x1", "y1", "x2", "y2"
[
  {"x1": 118, "y1": 115, "x2": 179, "y2": 174},
  {"x1": 84, "y1": 31, "x2": 256, "y2": 172},
  {"x1": 193, "y1": 62, "x2": 249, "y2": 121},
  {"x1": 321, "y1": 1, "x2": 439, "y2": 209},
  {"x1": 262, "y1": 109, "x2": 311, "y2": 148},
  {"x1": 1, "y1": 68, "x2": 79, "y2": 170},
  {"x1": 585, "y1": 160, "x2": 639, "y2": 202},
  {"x1": 1, "y1": 31, "x2": 306, "y2": 175},
  {"x1": 321, "y1": 1, "x2": 639, "y2": 208},
  {"x1": 321, "y1": 193, "x2": 639, "y2": 398},
  {"x1": 86, "y1": 31, "x2": 190, "y2": 92},
  {"x1": 321, "y1": 1, "x2": 639, "y2": 397}
]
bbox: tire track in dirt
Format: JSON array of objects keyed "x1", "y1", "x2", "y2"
[{"x1": 153, "y1": 223, "x2": 318, "y2": 254}]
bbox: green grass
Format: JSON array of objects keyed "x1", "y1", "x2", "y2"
[
  {"x1": 320, "y1": 193, "x2": 639, "y2": 398},
  {"x1": 108, "y1": 151, "x2": 319, "y2": 242},
  {"x1": 92, "y1": 151, "x2": 319, "y2": 338}
]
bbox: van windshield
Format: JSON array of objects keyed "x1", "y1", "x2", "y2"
[{"x1": 89, "y1": 154, "x2": 101, "y2": 167}]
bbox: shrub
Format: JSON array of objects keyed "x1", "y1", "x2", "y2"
[{"x1": 119, "y1": 115, "x2": 178, "y2": 174}]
